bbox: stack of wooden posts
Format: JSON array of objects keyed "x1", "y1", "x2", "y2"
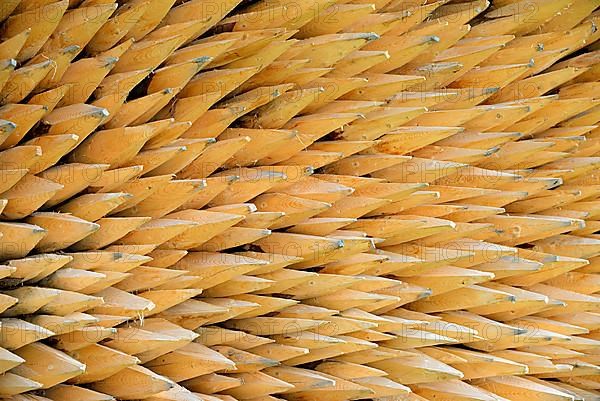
[{"x1": 0, "y1": 0, "x2": 598, "y2": 400}]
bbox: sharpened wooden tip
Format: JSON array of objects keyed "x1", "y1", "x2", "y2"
[{"x1": 0, "y1": 0, "x2": 596, "y2": 400}]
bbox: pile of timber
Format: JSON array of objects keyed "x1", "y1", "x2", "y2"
[{"x1": 0, "y1": 0, "x2": 598, "y2": 400}]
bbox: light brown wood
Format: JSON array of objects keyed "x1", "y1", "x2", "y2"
[{"x1": 0, "y1": 1, "x2": 597, "y2": 400}]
